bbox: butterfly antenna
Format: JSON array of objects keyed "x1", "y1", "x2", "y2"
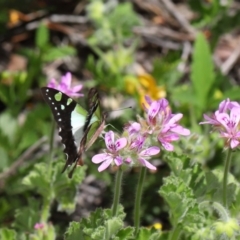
[{"x1": 105, "y1": 106, "x2": 132, "y2": 114}]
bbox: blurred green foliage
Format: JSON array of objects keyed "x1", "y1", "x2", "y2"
[{"x1": 1, "y1": 0, "x2": 240, "y2": 239}]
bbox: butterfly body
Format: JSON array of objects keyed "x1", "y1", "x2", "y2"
[{"x1": 41, "y1": 87, "x2": 105, "y2": 176}]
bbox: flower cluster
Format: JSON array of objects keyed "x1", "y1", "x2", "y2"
[
  {"x1": 92, "y1": 96, "x2": 190, "y2": 172},
  {"x1": 200, "y1": 98, "x2": 240, "y2": 149},
  {"x1": 47, "y1": 72, "x2": 84, "y2": 98}
]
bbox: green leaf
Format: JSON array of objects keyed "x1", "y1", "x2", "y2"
[
  {"x1": 36, "y1": 22, "x2": 49, "y2": 49},
  {"x1": 65, "y1": 206, "x2": 126, "y2": 240},
  {"x1": 0, "y1": 147, "x2": 9, "y2": 170},
  {"x1": 136, "y1": 228, "x2": 161, "y2": 240},
  {"x1": 0, "y1": 228, "x2": 17, "y2": 240},
  {"x1": 43, "y1": 46, "x2": 76, "y2": 62},
  {"x1": 53, "y1": 164, "x2": 86, "y2": 212},
  {"x1": 13, "y1": 202, "x2": 40, "y2": 232},
  {"x1": 22, "y1": 162, "x2": 52, "y2": 197},
  {"x1": 65, "y1": 222, "x2": 84, "y2": 240},
  {"x1": 108, "y1": 2, "x2": 140, "y2": 38},
  {"x1": 0, "y1": 111, "x2": 18, "y2": 145},
  {"x1": 115, "y1": 227, "x2": 134, "y2": 239},
  {"x1": 159, "y1": 174, "x2": 205, "y2": 227},
  {"x1": 190, "y1": 33, "x2": 215, "y2": 110}
]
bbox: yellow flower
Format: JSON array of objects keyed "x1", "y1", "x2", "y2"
[
  {"x1": 124, "y1": 74, "x2": 166, "y2": 108},
  {"x1": 148, "y1": 222, "x2": 162, "y2": 230}
]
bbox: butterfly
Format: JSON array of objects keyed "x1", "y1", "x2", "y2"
[{"x1": 41, "y1": 87, "x2": 106, "y2": 177}]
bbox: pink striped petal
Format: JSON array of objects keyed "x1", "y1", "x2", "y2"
[
  {"x1": 98, "y1": 158, "x2": 113, "y2": 172},
  {"x1": 105, "y1": 131, "x2": 115, "y2": 150},
  {"x1": 147, "y1": 101, "x2": 160, "y2": 121},
  {"x1": 167, "y1": 113, "x2": 183, "y2": 125},
  {"x1": 161, "y1": 141, "x2": 174, "y2": 151},
  {"x1": 216, "y1": 113, "x2": 229, "y2": 129},
  {"x1": 115, "y1": 138, "x2": 127, "y2": 151},
  {"x1": 171, "y1": 125, "x2": 190, "y2": 136},
  {"x1": 140, "y1": 146, "x2": 160, "y2": 157},
  {"x1": 139, "y1": 158, "x2": 157, "y2": 170},
  {"x1": 92, "y1": 153, "x2": 109, "y2": 163},
  {"x1": 114, "y1": 156, "x2": 123, "y2": 166}
]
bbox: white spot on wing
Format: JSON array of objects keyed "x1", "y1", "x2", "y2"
[
  {"x1": 46, "y1": 89, "x2": 49, "y2": 92},
  {"x1": 61, "y1": 105, "x2": 65, "y2": 110}
]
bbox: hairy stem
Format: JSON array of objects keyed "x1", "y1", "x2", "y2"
[
  {"x1": 223, "y1": 148, "x2": 232, "y2": 207},
  {"x1": 134, "y1": 167, "x2": 147, "y2": 236},
  {"x1": 112, "y1": 168, "x2": 123, "y2": 217}
]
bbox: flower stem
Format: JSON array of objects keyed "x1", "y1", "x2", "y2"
[
  {"x1": 200, "y1": 201, "x2": 229, "y2": 222},
  {"x1": 112, "y1": 168, "x2": 123, "y2": 217},
  {"x1": 223, "y1": 148, "x2": 232, "y2": 207},
  {"x1": 169, "y1": 225, "x2": 181, "y2": 240},
  {"x1": 134, "y1": 167, "x2": 147, "y2": 236}
]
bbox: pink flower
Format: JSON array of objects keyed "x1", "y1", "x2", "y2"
[
  {"x1": 144, "y1": 97, "x2": 190, "y2": 151},
  {"x1": 137, "y1": 147, "x2": 160, "y2": 170},
  {"x1": 47, "y1": 72, "x2": 84, "y2": 97},
  {"x1": 34, "y1": 223, "x2": 44, "y2": 230},
  {"x1": 200, "y1": 99, "x2": 240, "y2": 128},
  {"x1": 200, "y1": 99, "x2": 240, "y2": 149},
  {"x1": 92, "y1": 131, "x2": 127, "y2": 172},
  {"x1": 125, "y1": 122, "x2": 141, "y2": 135},
  {"x1": 216, "y1": 107, "x2": 240, "y2": 149},
  {"x1": 127, "y1": 133, "x2": 160, "y2": 170}
]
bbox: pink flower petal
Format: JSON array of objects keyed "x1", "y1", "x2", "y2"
[
  {"x1": 216, "y1": 113, "x2": 229, "y2": 129},
  {"x1": 105, "y1": 131, "x2": 115, "y2": 150},
  {"x1": 115, "y1": 138, "x2": 127, "y2": 151},
  {"x1": 47, "y1": 78, "x2": 57, "y2": 88},
  {"x1": 139, "y1": 158, "x2": 157, "y2": 170},
  {"x1": 34, "y1": 223, "x2": 44, "y2": 230},
  {"x1": 144, "y1": 95, "x2": 152, "y2": 105},
  {"x1": 218, "y1": 99, "x2": 230, "y2": 113},
  {"x1": 230, "y1": 139, "x2": 239, "y2": 149},
  {"x1": 140, "y1": 146, "x2": 160, "y2": 157},
  {"x1": 126, "y1": 122, "x2": 141, "y2": 135},
  {"x1": 98, "y1": 158, "x2": 113, "y2": 172},
  {"x1": 200, "y1": 114, "x2": 219, "y2": 125},
  {"x1": 72, "y1": 85, "x2": 83, "y2": 93},
  {"x1": 167, "y1": 113, "x2": 183, "y2": 125},
  {"x1": 158, "y1": 98, "x2": 169, "y2": 109},
  {"x1": 159, "y1": 132, "x2": 179, "y2": 142},
  {"x1": 147, "y1": 101, "x2": 160, "y2": 121},
  {"x1": 114, "y1": 156, "x2": 123, "y2": 166},
  {"x1": 92, "y1": 153, "x2": 109, "y2": 163},
  {"x1": 61, "y1": 72, "x2": 72, "y2": 87},
  {"x1": 161, "y1": 141, "x2": 174, "y2": 151},
  {"x1": 171, "y1": 125, "x2": 190, "y2": 136},
  {"x1": 125, "y1": 157, "x2": 132, "y2": 163}
]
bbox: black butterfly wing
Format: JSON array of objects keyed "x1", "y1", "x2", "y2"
[
  {"x1": 83, "y1": 88, "x2": 100, "y2": 132},
  {"x1": 41, "y1": 87, "x2": 83, "y2": 172}
]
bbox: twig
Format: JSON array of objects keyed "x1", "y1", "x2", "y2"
[
  {"x1": 220, "y1": 43, "x2": 240, "y2": 74},
  {"x1": 160, "y1": 0, "x2": 197, "y2": 35},
  {"x1": 134, "y1": 25, "x2": 194, "y2": 42},
  {"x1": 0, "y1": 137, "x2": 47, "y2": 184}
]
